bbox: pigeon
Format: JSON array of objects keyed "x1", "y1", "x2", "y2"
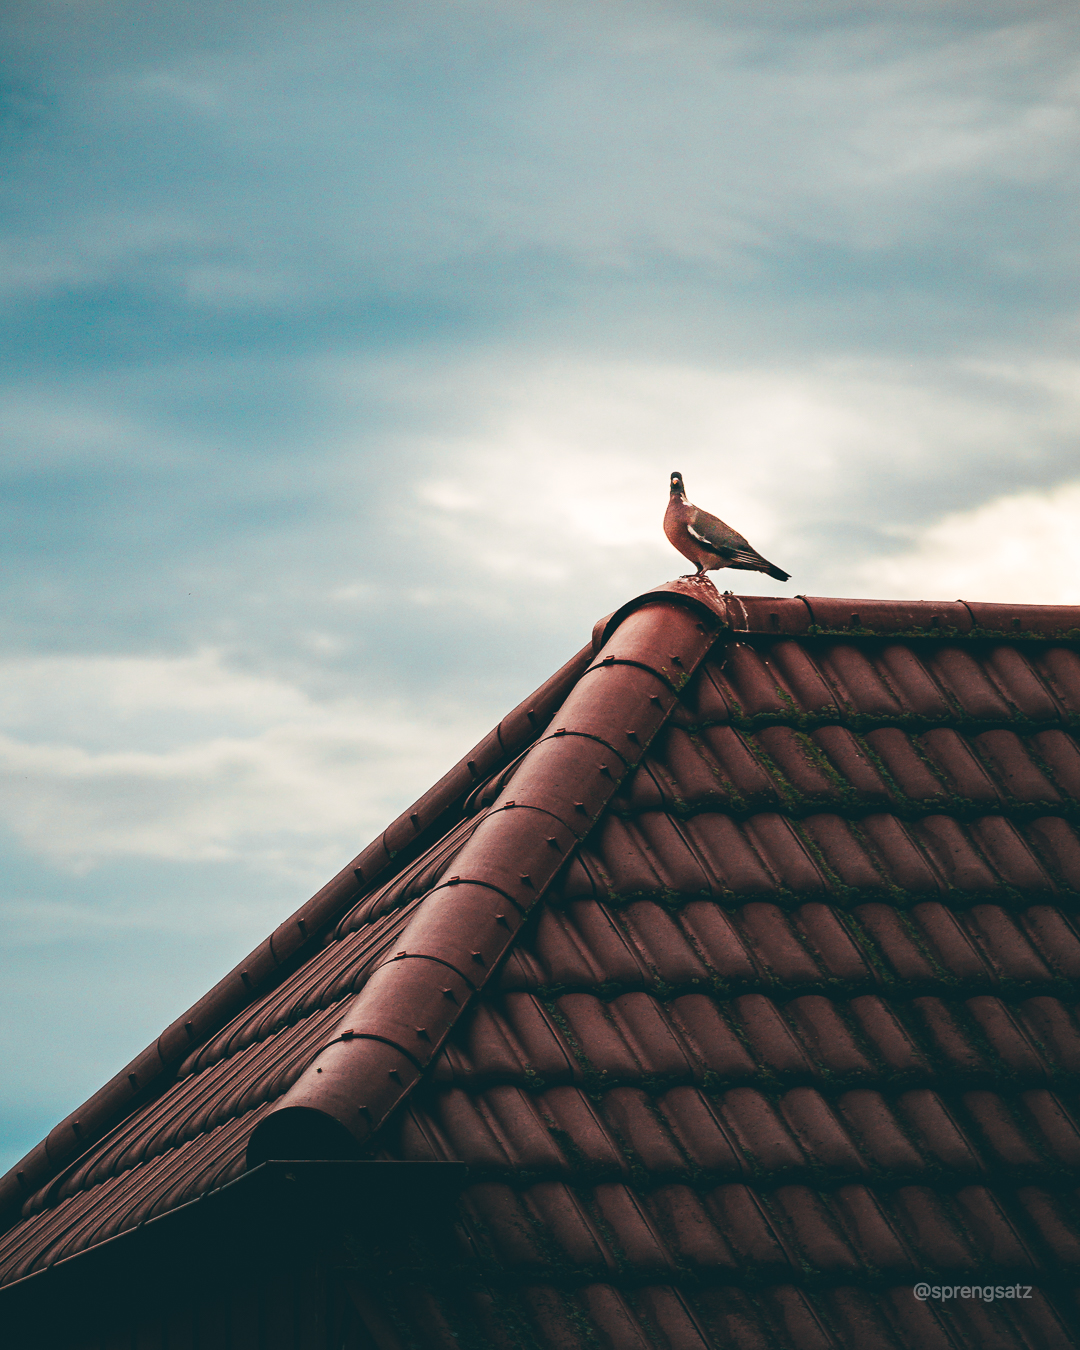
[{"x1": 664, "y1": 471, "x2": 790, "y2": 582}]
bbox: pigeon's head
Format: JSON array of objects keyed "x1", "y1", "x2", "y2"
[{"x1": 669, "y1": 471, "x2": 686, "y2": 496}]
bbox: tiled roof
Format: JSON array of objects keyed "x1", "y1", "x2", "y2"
[{"x1": 3, "y1": 578, "x2": 1080, "y2": 1349}]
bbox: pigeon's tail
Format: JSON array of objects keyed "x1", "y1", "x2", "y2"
[{"x1": 725, "y1": 548, "x2": 792, "y2": 582}]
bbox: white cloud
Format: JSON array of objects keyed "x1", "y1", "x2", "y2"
[
  {"x1": 0, "y1": 651, "x2": 477, "y2": 876},
  {"x1": 324, "y1": 347, "x2": 1080, "y2": 604},
  {"x1": 857, "y1": 479, "x2": 1080, "y2": 604}
]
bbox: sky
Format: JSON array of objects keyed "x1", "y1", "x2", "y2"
[{"x1": 1, "y1": 0, "x2": 1079, "y2": 1172}]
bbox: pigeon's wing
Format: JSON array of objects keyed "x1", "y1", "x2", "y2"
[
  {"x1": 687, "y1": 509, "x2": 755, "y2": 563},
  {"x1": 689, "y1": 507, "x2": 790, "y2": 580}
]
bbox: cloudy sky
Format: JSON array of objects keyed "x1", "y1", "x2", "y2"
[{"x1": 2, "y1": 0, "x2": 1079, "y2": 1170}]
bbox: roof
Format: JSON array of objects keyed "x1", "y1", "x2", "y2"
[{"x1": 4, "y1": 578, "x2": 1080, "y2": 1349}]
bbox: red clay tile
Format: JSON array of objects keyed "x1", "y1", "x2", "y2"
[
  {"x1": 524, "y1": 1181, "x2": 617, "y2": 1268},
  {"x1": 764, "y1": 639, "x2": 839, "y2": 715},
  {"x1": 810, "y1": 725, "x2": 895, "y2": 803},
  {"x1": 962, "y1": 906, "x2": 1052, "y2": 983},
  {"x1": 889, "y1": 1185, "x2": 978, "y2": 1268},
  {"x1": 702, "y1": 1184, "x2": 793, "y2": 1269},
  {"x1": 970, "y1": 817, "x2": 1055, "y2": 894},
  {"x1": 862, "y1": 728, "x2": 949, "y2": 803},
  {"x1": 591, "y1": 1183, "x2": 675, "y2": 1268},
  {"x1": 961, "y1": 1092, "x2": 1045, "y2": 1168},
  {"x1": 852, "y1": 906, "x2": 938, "y2": 983},
  {"x1": 1021, "y1": 1090, "x2": 1080, "y2": 1166},
  {"x1": 776, "y1": 1087, "x2": 866, "y2": 1173},
  {"x1": 732, "y1": 995, "x2": 814, "y2": 1075},
  {"x1": 756, "y1": 1286, "x2": 837, "y2": 1350},
  {"x1": 1025, "y1": 817, "x2": 1080, "y2": 889},
  {"x1": 847, "y1": 996, "x2": 928, "y2": 1074},
  {"x1": 697, "y1": 724, "x2": 781, "y2": 805},
  {"x1": 518, "y1": 1285, "x2": 591, "y2": 1350},
  {"x1": 552, "y1": 994, "x2": 641, "y2": 1079},
  {"x1": 632, "y1": 1285, "x2": 715, "y2": 1350},
  {"x1": 443, "y1": 1001, "x2": 534, "y2": 1081},
  {"x1": 642, "y1": 1185, "x2": 738, "y2": 1268},
  {"x1": 463, "y1": 1184, "x2": 548, "y2": 1264},
  {"x1": 983, "y1": 646, "x2": 1064, "y2": 721},
  {"x1": 598, "y1": 812, "x2": 713, "y2": 897},
  {"x1": 975, "y1": 730, "x2": 1062, "y2": 802},
  {"x1": 735, "y1": 904, "x2": 824, "y2": 983},
  {"x1": 919, "y1": 728, "x2": 1003, "y2": 803},
  {"x1": 910, "y1": 902, "x2": 989, "y2": 980},
  {"x1": 801, "y1": 814, "x2": 888, "y2": 891},
  {"x1": 1034, "y1": 647, "x2": 1080, "y2": 715},
  {"x1": 666, "y1": 996, "x2": 757, "y2": 1078},
  {"x1": 537, "y1": 1087, "x2": 628, "y2": 1173},
  {"x1": 693, "y1": 1287, "x2": 778, "y2": 1350},
  {"x1": 896, "y1": 1089, "x2": 984, "y2": 1171},
  {"x1": 675, "y1": 904, "x2": 759, "y2": 982},
  {"x1": 746, "y1": 815, "x2": 831, "y2": 894},
  {"x1": 1014, "y1": 1188, "x2": 1080, "y2": 1265},
  {"x1": 928, "y1": 646, "x2": 1015, "y2": 721},
  {"x1": 527, "y1": 904, "x2": 638, "y2": 987},
  {"x1": 617, "y1": 901, "x2": 711, "y2": 984},
  {"x1": 7, "y1": 586, "x2": 1080, "y2": 1350},
  {"x1": 577, "y1": 1284, "x2": 655, "y2": 1350},
  {"x1": 772, "y1": 1185, "x2": 860, "y2": 1271},
  {"x1": 600, "y1": 1087, "x2": 686, "y2": 1173},
  {"x1": 910, "y1": 998, "x2": 992, "y2": 1074},
  {"x1": 875, "y1": 643, "x2": 955, "y2": 717},
  {"x1": 654, "y1": 1087, "x2": 746, "y2": 1173},
  {"x1": 429, "y1": 1088, "x2": 521, "y2": 1168},
  {"x1": 785, "y1": 997, "x2": 877, "y2": 1077},
  {"x1": 679, "y1": 815, "x2": 779, "y2": 897},
  {"x1": 645, "y1": 727, "x2": 728, "y2": 808},
  {"x1": 965, "y1": 996, "x2": 1050, "y2": 1077},
  {"x1": 606, "y1": 992, "x2": 697, "y2": 1078},
  {"x1": 829, "y1": 1184, "x2": 915, "y2": 1271},
  {"x1": 1031, "y1": 729, "x2": 1080, "y2": 800},
  {"x1": 498, "y1": 993, "x2": 578, "y2": 1080},
  {"x1": 793, "y1": 903, "x2": 872, "y2": 981},
  {"x1": 1017, "y1": 999, "x2": 1080, "y2": 1073},
  {"x1": 718, "y1": 1089, "x2": 806, "y2": 1171},
  {"x1": 715, "y1": 643, "x2": 791, "y2": 719},
  {"x1": 834, "y1": 1091, "x2": 925, "y2": 1173},
  {"x1": 856, "y1": 815, "x2": 944, "y2": 893},
  {"x1": 817, "y1": 643, "x2": 905, "y2": 718},
  {"x1": 913, "y1": 816, "x2": 999, "y2": 892},
  {"x1": 754, "y1": 726, "x2": 842, "y2": 801},
  {"x1": 681, "y1": 661, "x2": 735, "y2": 725}
]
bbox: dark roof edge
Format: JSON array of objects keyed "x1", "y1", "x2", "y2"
[
  {"x1": 0, "y1": 1161, "x2": 467, "y2": 1343},
  {"x1": 0, "y1": 638, "x2": 596, "y2": 1230}
]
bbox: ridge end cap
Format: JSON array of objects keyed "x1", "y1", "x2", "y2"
[{"x1": 594, "y1": 576, "x2": 732, "y2": 650}]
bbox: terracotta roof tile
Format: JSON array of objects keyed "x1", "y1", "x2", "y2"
[{"x1": 5, "y1": 581, "x2": 1080, "y2": 1347}]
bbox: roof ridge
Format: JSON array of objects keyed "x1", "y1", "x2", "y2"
[
  {"x1": 735, "y1": 595, "x2": 1080, "y2": 638},
  {"x1": 247, "y1": 579, "x2": 731, "y2": 1163},
  {"x1": 0, "y1": 637, "x2": 598, "y2": 1230}
]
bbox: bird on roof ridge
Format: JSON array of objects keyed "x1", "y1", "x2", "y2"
[{"x1": 664, "y1": 471, "x2": 791, "y2": 583}]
